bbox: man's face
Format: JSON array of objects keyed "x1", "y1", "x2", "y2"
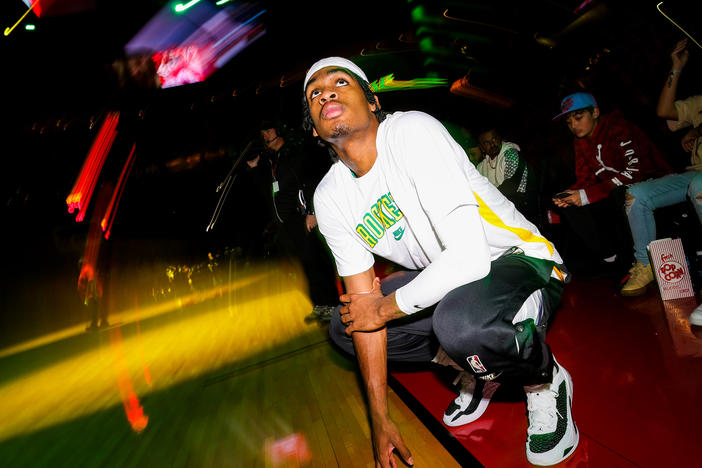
[
  {"x1": 261, "y1": 128, "x2": 281, "y2": 150},
  {"x1": 565, "y1": 108, "x2": 599, "y2": 138},
  {"x1": 478, "y1": 130, "x2": 502, "y2": 157},
  {"x1": 305, "y1": 67, "x2": 377, "y2": 142}
]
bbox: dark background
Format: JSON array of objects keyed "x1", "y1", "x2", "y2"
[{"x1": 0, "y1": 0, "x2": 699, "y2": 344}]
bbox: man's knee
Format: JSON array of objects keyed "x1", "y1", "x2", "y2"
[
  {"x1": 624, "y1": 191, "x2": 636, "y2": 215},
  {"x1": 432, "y1": 293, "x2": 490, "y2": 363},
  {"x1": 688, "y1": 174, "x2": 702, "y2": 204},
  {"x1": 624, "y1": 185, "x2": 654, "y2": 214}
]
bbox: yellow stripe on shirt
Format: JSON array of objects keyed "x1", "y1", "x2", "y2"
[{"x1": 474, "y1": 192, "x2": 555, "y2": 255}]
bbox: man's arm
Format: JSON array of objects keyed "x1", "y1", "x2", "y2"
[
  {"x1": 682, "y1": 124, "x2": 702, "y2": 154},
  {"x1": 342, "y1": 268, "x2": 414, "y2": 468},
  {"x1": 657, "y1": 39, "x2": 688, "y2": 120}
]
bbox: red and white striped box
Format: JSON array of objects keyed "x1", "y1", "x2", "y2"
[{"x1": 647, "y1": 238, "x2": 695, "y2": 300}]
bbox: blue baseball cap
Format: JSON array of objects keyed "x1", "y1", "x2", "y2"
[{"x1": 553, "y1": 92, "x2": 598, "y2": 120}]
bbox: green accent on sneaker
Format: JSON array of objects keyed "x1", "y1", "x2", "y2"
[{"x1": 529, "y1": 379, "x2": 568, "y2": 453}]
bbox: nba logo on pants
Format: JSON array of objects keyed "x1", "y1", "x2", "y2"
[{"x1": 467, "y1": 354, "x2": 487, "y2": 373}]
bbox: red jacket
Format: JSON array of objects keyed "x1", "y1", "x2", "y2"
[{"x1": 571, "y1": 111, "x2": 671, "y2": 203}]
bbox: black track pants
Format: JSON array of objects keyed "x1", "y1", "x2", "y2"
[{"x1": 328, "y1": 253, "x2": 565, "y2": 386}]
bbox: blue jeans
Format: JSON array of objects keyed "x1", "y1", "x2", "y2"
[{"x1": 626, "y1": 171, "x2": 702, "y2": 265}]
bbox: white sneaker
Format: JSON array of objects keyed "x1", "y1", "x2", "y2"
[
  {"x1": 443, "y1": 371, "x2": 500, "y2": 427},
  {"x1": 689, "y1": 304, "x2": 702, "y2": 326},
  {"x1": 525, "y1": 359, "x2": 579, "y2": 466}
]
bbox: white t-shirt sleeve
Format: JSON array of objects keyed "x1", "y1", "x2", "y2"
[
  {"x1": 395, "y1": 204, "x2": 490, "y2": 313},
  {"x1": 667, "y1": 95, "x2": 702, "y2": 131},
  {"x1": 386, "y1": 113, "x2": 491, "y2": 314},
  {"x1": 314, "y1": 184, "x2": 374, "y2": 277}
]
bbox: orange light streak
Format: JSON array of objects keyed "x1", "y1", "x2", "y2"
[
  {"x1": 101, "y1": 143, "x2": 136, "y2": 239},
  {"x1": 109, "y1": 326, "x2": 149, "y2": 433}
]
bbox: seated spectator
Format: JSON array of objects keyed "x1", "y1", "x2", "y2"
[
  {"x1": 476, "y1": 126, "x2": 537, "y2": 222},
  {"x1": 624, "y1": 38, "x2": 702, "y2": 300},
  {"x1": 552, "y1": 92, "x2": 671, "y2": 280}
]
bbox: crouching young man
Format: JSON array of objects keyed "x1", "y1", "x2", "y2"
[{"x1": 303, "y1": 57, "x2": 578, "y2": 467}]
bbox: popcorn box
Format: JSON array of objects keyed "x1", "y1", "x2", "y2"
[{"x1": 647, "y1": 238, "x2": 695, "y2": 300}]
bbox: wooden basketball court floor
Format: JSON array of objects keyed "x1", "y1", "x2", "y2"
[{"x1": 1, "y1": 259, "x2": 701, "y2": 467}]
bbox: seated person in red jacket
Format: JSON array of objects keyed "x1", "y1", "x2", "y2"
[{"x1": 552, "y1": 92, "x2": 671, "y2": 278}]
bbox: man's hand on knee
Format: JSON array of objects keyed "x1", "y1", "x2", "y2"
[{"x1": 340, "y1": 277, "x2": 405, "y2": 335}]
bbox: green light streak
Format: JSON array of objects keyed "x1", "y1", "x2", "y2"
[
  {"x1": 174, "y1": 0, "x2": 202, "y2": 13},
  {"x1": 216, "y1": 0, "x2": 233, "y2": 5},
  {"x1": 25, "y1": 24, "x2": 36, "y2": 31},
  {"x1": 369, "y1": 74, "x2": 448, "y2": 93}
]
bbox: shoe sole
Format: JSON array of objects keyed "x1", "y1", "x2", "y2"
[{"x1": 527, "y1": 360, "x2": 579, "y2": 466}]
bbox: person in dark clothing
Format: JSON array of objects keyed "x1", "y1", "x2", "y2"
[{"x1": 256, "y1": 121, "x2": 340, "y2": 318}]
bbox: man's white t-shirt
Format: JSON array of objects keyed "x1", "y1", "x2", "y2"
[{"x1": 314, "y1": 111, "x2": 562, "y2": 313}]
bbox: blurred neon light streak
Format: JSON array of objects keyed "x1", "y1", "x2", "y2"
[
  {"x1": 174, "y1": 0, "x2": 202, "y2": 13},
  {"x1": 0, "y1": 270, "x2": 269, "y2": 359},
  {"x1": 215, "y1": 0, "x2": 233, "y2": 5},
  {"x1": 101, "y1": 143, "x2": 136, "y2": 239},
  {"x1": 66, "y1": 112, "x2": 119, "y2": 222},
  {"x1": 656, "y1": 2, "x2": 702, "y2": 50},
  {"x1": 4, "y1": 0, "x2": 37, "y2": 36},
  {"x1": 369, "y1": 74, "x2": 448, "y2": 93},
  {"x1": 25, "y1": 24, "x2": 35, "y2": 30},
  {"x1": 109, "y1": 326, "x2": 149, "y2": 433},
  {"x1": 212, "y1": 9, "x2": 266, "y2": 48},
  {"x1": 0, "y1": 264, "x2": 312, "y2": 443}
]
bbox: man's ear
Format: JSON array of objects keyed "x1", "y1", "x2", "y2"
[
  {"x1": 592, "y1": 107, "x2": 600, "y2": 119},
  {"x1": 312, "y1": 127, "x2": 318, "y2": 137},
  {"x1": 370, "y1": 95, "x2": 381, "y2": 112}
]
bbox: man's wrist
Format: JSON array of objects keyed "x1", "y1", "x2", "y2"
[{"x1": 379, "y1": 292, "x2": 404, "y2": 322}]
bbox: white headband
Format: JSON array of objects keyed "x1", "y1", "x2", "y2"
[{"x1": 303, "y1": 57, "x2": 369, "y2": 91}]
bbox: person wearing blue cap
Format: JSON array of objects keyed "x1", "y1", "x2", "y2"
[
  {"x1": 552, "y1": 91, "x2": 671, "y2": 285},
  {"x1": 303, "y1": 57, "x2": 578, "y2": 467}
]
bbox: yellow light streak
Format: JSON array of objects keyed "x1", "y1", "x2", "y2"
[
  {"x1": 4, "y1": 1, "x2": 37, "y2": 36},
  {"x1": 656, "y1": 2, "x2": 702, "y2": 50},
  {"x1": 0, "y1": 263, "x2": 321, "y2": 443},
  {"x1": 0, "y1": 271, "x2": 267, "y2": 359}
]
